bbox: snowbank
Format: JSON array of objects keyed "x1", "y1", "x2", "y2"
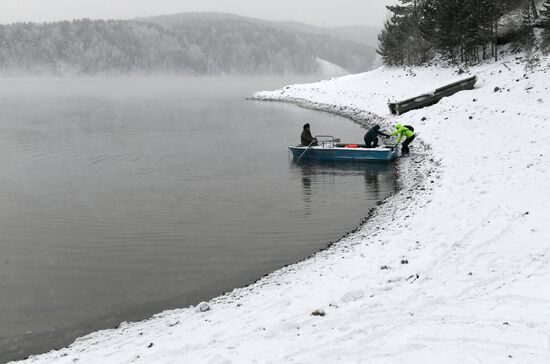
[
  {"x1": 316, "y1": 58, "x2": 349, "y2": 77},
  {"x1": 13, "y1": 55, "x2": 550, "y2": 364}
]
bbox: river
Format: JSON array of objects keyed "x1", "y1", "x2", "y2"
[{"x1": 0, "y1": 77, "x2": 397, "y2": 362}]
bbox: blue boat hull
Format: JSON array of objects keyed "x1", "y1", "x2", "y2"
[{"x1": 289, "y1": 146, "x2": 397, "y2": 162}]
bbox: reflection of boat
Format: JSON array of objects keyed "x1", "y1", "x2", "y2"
[
  {"x1": 290, "y1": 159, "x2": 395, "y2": 175},
  {"x1": 289, "y1": 136, "x2": 398, "y2": 162},
  {"x1": 290, "y1": 157, "x2": 397, "y2": 208}
]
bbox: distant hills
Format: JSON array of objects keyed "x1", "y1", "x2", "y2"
[
  {"x1": 139, "y1": 12, "x2": 381, "y2": 47},
  {"x1": 0, "y1": 12, "x2": 378, "y2": 76}
]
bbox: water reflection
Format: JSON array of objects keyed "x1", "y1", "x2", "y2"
[
  {"x1": 0, "y1": 77, "x2": 397, "y2": 363},
  {"x1": 301, "y1": 176, "x2": 313, "y2": 204},
  {"x1": 290, "y1": 160, "x2": 397, "y2": 216}
]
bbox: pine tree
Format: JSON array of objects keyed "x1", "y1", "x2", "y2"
[
  {"x1": 479, "y1": 0, "x2": 500, "y2": 61},
  {"x1": 377, "y1": 20, "x2": 407, "y2": 66},
  {"x1": 419, "y1": 0, "x2": 502, "y2": 62},
  {"x1": 521, "y1": 0, "x2": 537, "y2": 68},
  {"x1": 540, "y1": 1, "x2": 550, "y2": 52},
  {"x1": 522, "y1": 0, "x2": 537, "y2": 31},
  {"x1": 379, "y1": 0, "x2": 533, "y2": 66},
  {"x1": 542, "y1": 1, "x2": 550, "y2": 19},
  {"x1": 420, "y1": 0, "x2": 465, "y2": 61},
  {"x1": 378, "y1": 0, "x2": 432, "y2": 66}
]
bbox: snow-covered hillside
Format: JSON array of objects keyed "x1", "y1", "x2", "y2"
[
  {"x1": 316, "y1": 58, "x2": 349, "y2": 77},
  {"x1": 12, "y1": 55, "x2": 550, "y2": 363}
]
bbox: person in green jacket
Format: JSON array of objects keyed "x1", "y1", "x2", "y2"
[{"x1": 391, "y1": 124, "x2": 415, "y2": 155}]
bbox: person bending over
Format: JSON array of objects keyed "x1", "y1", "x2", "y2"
[
  {"x1": 301, "y1": 123, "x2": 318, "y2": 146},
  {"x1": 391, "y1": 124, "x2": 416, "y2": 155},
  {"x1": 364, "y1": 124, "x2": 390, "y2": 148}
]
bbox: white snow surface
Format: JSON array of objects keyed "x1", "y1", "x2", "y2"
[
  {"x1": 13, "y1": 55, "x2": 550, "y2": 363},
  {"x1": 316, "y1": 58, "x2": 349, "y2": 77}
]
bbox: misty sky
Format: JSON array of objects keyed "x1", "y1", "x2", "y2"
[{"x1": 1, "y1": 0, "x2": 396, "y2": 27}]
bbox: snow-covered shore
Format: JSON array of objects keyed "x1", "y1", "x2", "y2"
[{"x1": 13, "y1": 55, "x2": 550, "y2": 364}]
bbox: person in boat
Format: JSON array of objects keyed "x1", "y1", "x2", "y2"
[
  {"x1": 391, "y1": 124, "x2": 416, "y2": 155},
  {"x1": 301, "y1": 123, "x2": 318, "y2": 146},
  {"x1": 364, "y1": 124, "x2": 390, "y2": 148}
]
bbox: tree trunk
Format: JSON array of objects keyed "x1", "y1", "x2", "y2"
[
  {"x1": 494, "y1": 19, "x2": 498, "y2": 62},
  {"x1": 531, "y1": 0, "x2": 539, "y2": 20}
]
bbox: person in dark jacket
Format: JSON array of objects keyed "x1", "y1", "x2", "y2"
[
  {"x1": 364, "y1": 124, "x2": 390, "y2": 148},
  {"x1": 301, "y1": 123, "x2": 318, "y2": 146}
]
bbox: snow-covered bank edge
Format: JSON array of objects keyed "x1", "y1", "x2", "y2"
[
  {"x1": 249, "y1": 90, "x2": 440, "y2": 262},
  {"x1": 249, "y1": 90, "x2": 440, "y2": 240},
  {"x1": 13, "y1": 55, "x2": 550, "y2": 364},
  {"x1": 250, "y1": 93, "x2": 386, "y2": 128},
  {"x1": 11, "y1": 88, "x2": 439, "y2": 364},
  {"x1": 14, "y1": 97, "x2": 435, "y2": 364},
  {"x1": 250, "y1": 82, "x2": 441, "y2": 225}
]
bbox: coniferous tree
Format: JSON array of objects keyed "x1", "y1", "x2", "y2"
[
  {"x1": 540, "y1": 1, "x2": 550, "y2": 52},
  {"x1": 522, "y1": 0, "x2": 538, "y2": 69},
  {"x1": 382, "y1": 0, "x2": 510, "y2": 65},
  {"x1": 378, "y1": 0, "x2": 431, "y2": 65},
  {"x1": 542, "y1": 1, "x2": 550, "y2": 20},
  {"x1": 420, "y1": 0, "x2": 466, "y2": 61},
  {"x1": 480, "y1": 0, "x2": 500, "y2": 60},
  {"x1": 377, "y1": 20, "x2": 406, "y2": 66},
  {"x1": 522, "y1": 0, "x2": 537, "y2": 40}
]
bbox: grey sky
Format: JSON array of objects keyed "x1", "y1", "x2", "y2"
[{"x1": 1, "y1": 0, "x2": 396, "y2": 27}]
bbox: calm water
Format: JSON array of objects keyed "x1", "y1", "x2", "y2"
[{"x1": 0, "y1": 77, "x2": 396, "y2": 362}]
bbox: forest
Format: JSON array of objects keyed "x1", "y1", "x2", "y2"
[
  {"x1": 378, "y1": 0, "x2": 550, "y2": 66},
  {"x1": 0, "y1": 17, "x2": 375, "y2": 76}
]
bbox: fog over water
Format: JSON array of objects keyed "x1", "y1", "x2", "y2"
[
  {"x1": 0, "y1": 77, "x2": 397, "y2": 362},
  {"x1": 0, "y1": 1, "x2": 401, "y2": 362}
]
